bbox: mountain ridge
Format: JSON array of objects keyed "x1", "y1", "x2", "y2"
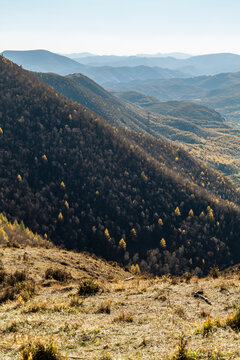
[
  {"x1": 34, "y1": 70, "x2": 240, "y2": 176},
  {"x1": 2, "y1": 56, "x2": 240, "y2": 276},
  {"x1": 2, "y1": 49, "x2": 188, "y2": 85}
]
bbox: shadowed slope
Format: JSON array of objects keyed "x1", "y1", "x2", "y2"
[{"x1": 1, "y1": 55, "x2": 240, "y2": 276}]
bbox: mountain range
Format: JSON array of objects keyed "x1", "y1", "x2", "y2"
[
  {"x1": 66, "y1": 51, "x2": 192, "y2": 60},
  {"x1": 111, "y1": 71, "x2": 240, "y2": 124},
  {"x1": 3, "y1": 50, "x2": 240, "y2": 123},
  {"x1": 2, "y1": 50, "x2": 188, "y2": 85},
  {"x1": 1, "y1": 55, "x2": 240, "y2": 276},
  {"x1": 4, "y1": 50, "x2": 240, "y2": 84},
  {"x1": 35, "y1": 70, "x2": 240, "y2": 177},
  {"x1": 72, "y1": 52, "x2": 240, "y2": 76}
]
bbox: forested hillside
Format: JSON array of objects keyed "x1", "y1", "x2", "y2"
[
  {"x1": 36, "y1": 71, "x2": 240, "y2": 176},
  {"x1": 1, "y1": 55, "x2": 240, "y2": 276}
]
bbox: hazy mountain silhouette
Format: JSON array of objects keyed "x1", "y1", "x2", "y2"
[
  {"x1": 2, "y1": 49, "x2": 188, "y2": 85},
  {"x1": 74, "y1": 53, "x2": 240, "y2": 76},
  {"x1": 2, "y1": 49, "x2": 87, "y2": 75},
  {"x1": 111, "y1": 71, "x2": 240, "y2": 122}
]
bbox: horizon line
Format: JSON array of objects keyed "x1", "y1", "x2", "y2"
[{"x1": 2, "y1": 49, "x2": 240, "y2": 57}]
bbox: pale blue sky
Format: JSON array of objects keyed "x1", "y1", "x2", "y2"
[{"x1": 1, "y1": 0, "x2": 240, "y2": 55}]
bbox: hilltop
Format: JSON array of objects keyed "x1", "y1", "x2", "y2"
[
  {"x1": 1, "y1": 55, "x2": 240, "y2": 277},
  {"x1": 113, "y1": 90, "x2": 226, "y2": 127},
  {"x1": 2, "y1": 50, "x2": 87, "y2": 75}
]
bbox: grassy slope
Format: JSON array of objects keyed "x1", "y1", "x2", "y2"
[{"x1": 0, "y1": 240, "x2": 240, "y2": 359}]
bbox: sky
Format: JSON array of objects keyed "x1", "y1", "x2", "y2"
[{"x1": 1, "y1": 0, "x2": 240, "y2": 55}]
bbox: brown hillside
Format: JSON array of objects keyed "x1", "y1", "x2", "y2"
[{"x1": 0, "y1": 241, "x2": 240, "y2": 359}]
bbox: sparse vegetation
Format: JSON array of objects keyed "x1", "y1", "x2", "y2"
[
  {"x1": 20, "y1": 341, "x2": 64, "y2": 360},
  {"x1": 0, "y1": 269, "x2": 35, "y2": 303},
  {"x1": 96, "y1": 299, "x2": 111, "y2": 314},
  {"x1": 210, "y1": 265, "x2": 220, "y2": 279},
  {"x1": 197, "y1": 316, "x2": 214, "y2": 336},
  {"x1": 45, "y1": 268, "x2": 70, "y2": 282},
  {"x1": 113, "y1": 311, "x2": 134, "y2": 323},
  {"x1": 78, "y1": 279, "x2": 103, "y2": 296},
  {"x1": 99, "y1": 353, "x2": 113, "y2": 360},
  {"x1": 225, "y1": 306, "x2": 240, "y2": 331},
  {"x1": 172, "y1": 336, "x2": 196, "y2": 360},
  {"x1": 0, "y1": 244, "x2": 239, "y2": 359}
]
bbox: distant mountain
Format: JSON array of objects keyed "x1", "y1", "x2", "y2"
[
  {"x1": 135, "y1": 52, "x2": 192, "y2": 59},
  {"x1": 64, "y1": 52, "x2": 95, "y2": 59},
  {"x1": 74, "y1": 53, "x2": 240, "y2": 76},
  {"x1": 111, "y1": 71, "x2": 240, "y2": 123},
  {"x1": 184, "y1": 53, "x2": 240, "y2": 75},
  {"x1": 82, "y1": 65, "x2": 188, "y2": 86},
  {"x1": 2, "y1": 49, "x2": 189, "y2": 86},
  {"x1": 112, "y1": 90, "x2": 227, "y2": 128},
  {"x1": 2, "y1": 49, "x2": 86, "y2": 75},
  {"x1": 4, "y1": 50, "x2": 240, "y2": 80},
  {"x1": 2, "y1": 55, "x2": 240, "y2": 275},
  {"x1": 35, "y1": 71, "x2": 227, "y2": 138},
  {"x1": 73, "y1": 54, "x2": 183, "y2": 68},
  {"x1": 66, "y1": 52, "x2": 192, "y2": 60},
  {"x1": 35, "y1": 70, "x2": 240, "y2": 177}
]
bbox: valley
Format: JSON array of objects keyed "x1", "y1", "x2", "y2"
[{"x1": 35, "y1": 68, "x2": 240, "y2": 181}]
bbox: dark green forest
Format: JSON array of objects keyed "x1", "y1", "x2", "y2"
[{"x1": 1, "y1": 55, "x2": 240, "y2": 276}]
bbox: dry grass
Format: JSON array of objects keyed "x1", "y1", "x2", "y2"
[{"x1": 0, "y1": 246, "x2": 240, "y2": 359}]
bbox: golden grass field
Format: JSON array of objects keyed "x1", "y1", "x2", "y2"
[{"x1": 0, "y1": 243, "x2": 240, "y2": 360}]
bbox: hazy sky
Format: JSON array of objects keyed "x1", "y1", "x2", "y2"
[{"x1": 1, "y1": 0, "x2": 240, "y2": 55}]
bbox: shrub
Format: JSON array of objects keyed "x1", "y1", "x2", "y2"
[
  {"x1": 69, "y1": 295, "x2": 83, "y2": 308},
  {"x1": 5, "y1": 320, "x2": 18, "y2": 333},
  {"x1": 45, "y1": 268, "x2": 70, "y2": 282},
  {"x1": 99, "y1": 354, "x2": 113, "y2": 360},
  {"x1": 225, "y1": 306, "x2": 240, "y2": 331},
  {"x1": 184, "y1": 272, "x2": 192, "y2": 283},
  {"x1": 78, "y1": 279, "x2": 102, "y2": 296},
  {"x1": 0, "y1": 269, "x2": 35, "y2": 303},
  {"x1": 197, "y1": 316, "x2": 214, "y2": 336},
  {"x1": 20, "y1": 341, "x2": 64, "y2": 359},
  {"x1": 172, "y1": 336, "x2": 197, "y2": 360},
  {"x1": 8, "y1": 270, "x2": 27, "y2": 285},
  {"x1": 23, "y1": 301, "x2": 48, "y2": 313},
  {"x1": 207, "y1": 352, "x2": 228, "y2": 360},
  {"x1": 0, "y1": 269, "x2": 7, "y2": 283},
  {"x1": 209, "y1": 265, "x2": 220, "y2": 279},
  {"x1": 97, "y1": 299, "x2": 111, "y2": 314},
  {"x1": 174, "y1": 306, "x2": 185, "y2": 318},
  {"x1": 113, "y1": 311, "x2": 133, "y2": 323}
]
